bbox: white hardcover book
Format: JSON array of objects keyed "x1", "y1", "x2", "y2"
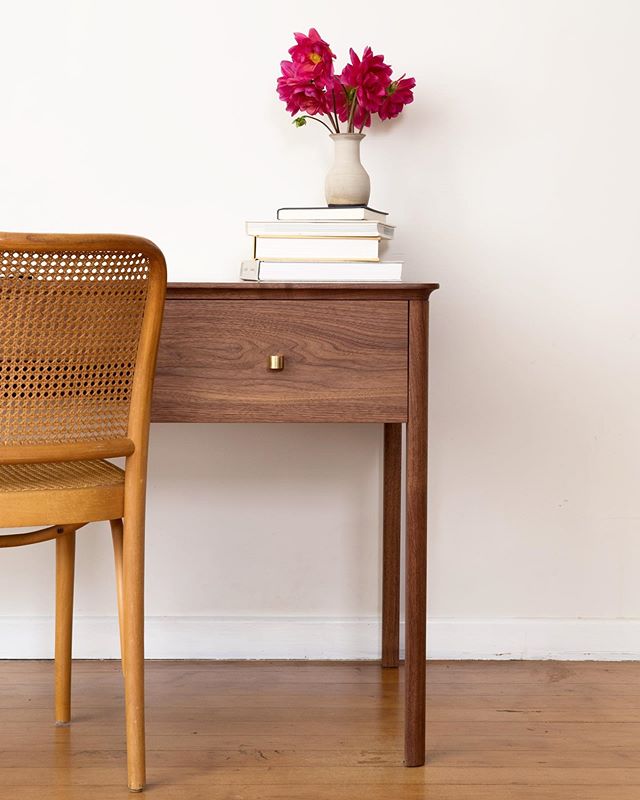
[
  {"x1": 246, "y1": 221, "x2": 394, "y2": 239},
  {"x1": 254, "y1": 236, "x2": 381, "y2": 262},
  {"x1": 240, "y1": 260, "x2": 402, "y2": 282},
  {"x1": 277, "y1": 206, "x2": 388, "y2": 222}
]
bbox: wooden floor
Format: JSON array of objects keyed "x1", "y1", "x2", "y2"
[{"x1": 0, "y1": 660, "x2": 638, "y2": 799}]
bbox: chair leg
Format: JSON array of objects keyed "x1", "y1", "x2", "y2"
[
  {"x1": 122, "y1": 511, "x2": 146, "y2": 791},
  {"x1": 110, "y1": 519, "x2": 126, "y2": 675},
  {"x1": 55, "y1": 527, "x2": 76, "y2": 725}
]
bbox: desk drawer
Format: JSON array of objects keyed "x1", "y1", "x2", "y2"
[{"x1": 152, "y1": 300, "x2": 408, "y2": 422}]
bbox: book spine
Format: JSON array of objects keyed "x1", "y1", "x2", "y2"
[{"x1": 254, "y1": 237, "x2": 381, "y2": 262}]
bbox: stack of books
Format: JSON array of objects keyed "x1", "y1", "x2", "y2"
[{"x1": 240, "y1": 206, "x2": 402, "y2": 282}]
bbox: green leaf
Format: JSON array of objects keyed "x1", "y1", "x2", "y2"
[{"x1": 293, "y1": 116, "x2": 307, "y2": 127}]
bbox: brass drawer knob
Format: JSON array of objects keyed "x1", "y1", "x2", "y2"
[{"x1": 268, "y1": 354, "x2": 284, "y2": 371}]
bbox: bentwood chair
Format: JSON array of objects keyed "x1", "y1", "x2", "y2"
[{"x1": 0, "y1": 233, "x2": 166, "y2": 791}]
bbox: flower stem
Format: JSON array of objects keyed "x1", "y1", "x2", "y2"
[
  {"x1": 298, "y1": 115, "x2": 335, "y2": 134},
  {"x1": 325, "y1": 112, "x2": 340, "y2": 133},
  {"x1": 326, "y1": 110, "x2": 339, "y2": 134},
  {"x1": 331, "y1": 90, "x2": 340, "y2": 133},
  {"x1": 347, "y1": 96, "x2": 357, "y2": 133}
]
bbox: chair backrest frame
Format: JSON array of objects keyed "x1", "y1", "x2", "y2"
[{"x1": 0, "y1": 233, "x2": 166, "y2": 465}]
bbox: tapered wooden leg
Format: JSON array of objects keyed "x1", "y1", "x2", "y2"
[
  {"x1": 55, "y1": 527, "x2": 76, "y2": 725},
  {"x1": 405, "y1": 300, "x2": 428, "y2": 767},
  {"x1": 110, "y1": 519, "x2": 126, "y2": 675},
  {"x1": 122, "y1": 508, "x2": 146, "y2": 791},
  {"x1": 382, "y1": 423, "x2": 402, "y2": 668}
]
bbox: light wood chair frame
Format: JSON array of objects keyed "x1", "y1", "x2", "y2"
[{"x1": 0, "y1": 233, "x2": 166, "y2": 791}]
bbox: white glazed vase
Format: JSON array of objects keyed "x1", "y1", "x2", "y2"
[{"x1": 324, "y1": 133, "x2": 371, "y2": 206}]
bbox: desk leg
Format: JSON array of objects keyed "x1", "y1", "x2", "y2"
[
  {"x1": 405, "y1": 300, "x2": 428, "y2": 767},
  {"x1": 382, "y1": 423, "x2": 402, "y2": 668}
]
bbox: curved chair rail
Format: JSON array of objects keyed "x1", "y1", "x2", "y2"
[{"x1": 0, "y1": 522, "x2": 87, "y2": 548}]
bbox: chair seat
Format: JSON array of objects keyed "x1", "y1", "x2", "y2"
[{"x1": 0, "y1": 460, "x2": 125, "y2": 528}]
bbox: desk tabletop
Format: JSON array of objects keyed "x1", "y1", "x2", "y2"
[{"x1": 166, "y1": 282, "x2": 439, "y2": 301}]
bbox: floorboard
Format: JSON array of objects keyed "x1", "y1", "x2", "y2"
[{"x1": 0, "y1": 659, "x2": 638, "y2": 799}]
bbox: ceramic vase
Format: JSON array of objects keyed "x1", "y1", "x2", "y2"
[{"x1": 324, "y1": 133, "x2": 371, "y2": 206}]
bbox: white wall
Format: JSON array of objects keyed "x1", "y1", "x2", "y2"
[{"x1": 1, "y1": 0, "x2": 639, "y2": 659}]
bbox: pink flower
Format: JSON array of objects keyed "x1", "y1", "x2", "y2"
[
  {"x1": 379, "y1": 76, "x2": 416, "y2": 120},
  {"x1": 276, "y1": 31, "x2": 416, "y2": 132},
  {"x1": 277, "y1": 60, "x2": 303, "y2": 114},
  {"x1": 288, "y1": 28, "x2": 335, "y2": 86},
  {"x1": 340, "y1": 47, "x2": 392, "y2": 113},
  {"x1": 277, "y1": 60, "x2": 330, "y2": 116}
]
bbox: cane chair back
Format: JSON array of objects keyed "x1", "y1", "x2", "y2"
[{"x1": 0, "y1": 234, "x2": 165, "y2": 457}]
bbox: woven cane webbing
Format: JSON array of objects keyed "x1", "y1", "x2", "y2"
[
  {"x1": 0, "y1": 459, "x2": 124, "y2": 493},
  {"x1": 0, "y1": 248, "x2": 150, "y2": 446}
]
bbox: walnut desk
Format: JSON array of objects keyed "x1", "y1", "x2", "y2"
[{"x1": 151, "y1": 281, "x2": 439, "y2": 766}]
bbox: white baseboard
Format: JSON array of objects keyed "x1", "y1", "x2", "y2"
[{"x1": 0, "y1": 616, "x2": 638, "y2": 660}]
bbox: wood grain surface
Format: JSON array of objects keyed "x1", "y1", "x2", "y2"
[
  {"x1": 152, "y1": 300, "x2": 409, "y2": 423},
  {"x1": 0, "y1": 659, "x2": 637, "y2": 799},
  {"x1": 166, "y1": 282, "x2": 439, "y2": 301}
]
